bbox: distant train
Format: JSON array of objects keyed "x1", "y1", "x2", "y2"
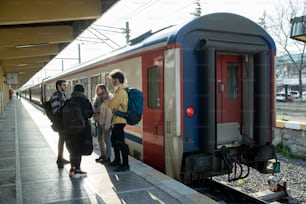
[{"x1": 23, "y1": 13, "x2": 278, "y2": 182}]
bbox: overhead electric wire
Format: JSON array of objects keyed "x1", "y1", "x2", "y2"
[
  {"x1": 92, "y1": 24, "x2": 126, "y2": 31},
  {"x1": 90, "y1": 26, "x2": 125, "y2": 34},
  {"x1": 88, "y1": 29, "x2": 115, "y2": 49},
  {"x1": 117, "y1": 0, "x2": 162, "y2": 21},
  {"x1": 118, "y1": 0, "x2": 155, "y2": 20},
  {"x1": 168, "y1": 2, "x2": 194, "y2": 16},
  {"x1": 78, "y1": 36, "x2": 108, "y2": 41},
  {"x1": 125, "y1": 0, "x2": 162, "y2": 19},
  {"x1": 76, "y1": 39, "x2": 107, "y2": 44},
  {"x1": 90, "y1": 27, "x2": 121, "y2": 48}
]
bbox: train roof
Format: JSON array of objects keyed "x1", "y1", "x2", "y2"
[{"x1": 28, "y1": 13, "x2": 276, "y2": 86}]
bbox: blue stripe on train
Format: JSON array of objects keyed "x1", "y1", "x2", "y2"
[{"x1": 125, "y1": 132, "x2": 143, "y2": 144}]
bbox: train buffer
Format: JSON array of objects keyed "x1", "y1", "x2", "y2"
[{"x1": 0, "y1": 97, "x2": 217, "y2": 204}]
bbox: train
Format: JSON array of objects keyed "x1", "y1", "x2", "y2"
[{"x1": 23, "y1": 13, "x2": 278, "y2": 183}]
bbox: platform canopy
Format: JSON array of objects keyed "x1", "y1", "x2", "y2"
[
  {"x1": 0, "y1": 0, "x2": 117, "y2": 89},
  {"x1": 290, "y1": 15, "x2": 306, "y2": 43}
]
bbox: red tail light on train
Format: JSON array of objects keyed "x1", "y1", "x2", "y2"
[{"x1": 186, "y1": 107, "x2": 195, "y2": 117}]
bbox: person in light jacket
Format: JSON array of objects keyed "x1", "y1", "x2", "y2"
[
  {"x1": 107, "y1": 69, "x2": 129, "y2": 172},
  {"x1": 99, "y1": 85, "x2": 113, "y2": 163},
  {"x1": 92, "y1": 84, "x2": 107, "y2": 162}
]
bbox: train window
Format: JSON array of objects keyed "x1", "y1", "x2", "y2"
[
  {"x1": 66, "y1": 81, "x2": 72, "y2": 98},
  {"x1": 80, "y1": 78, "x2": 88, "y2": 96},
  {"x1": 147, "y1": 66, "x2": 160, "y2": 109},
  {"x1": 72, "y1": 79, "x2": 78, "y2": 88},
  {"x1": 47, "y1": 84, "x2": 52, "y2": 99},
  {"x1": 91, "y1": 75, "x2": 101, "y2": 99},
  {"x1": 226, "y1": 63, "x2": 238, "y2": 99}
]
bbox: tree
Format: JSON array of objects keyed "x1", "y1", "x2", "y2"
[
  {"x1": 191, "y1": 0, "x2": 201, "y2": 17},
  {"x1": 258, "y1": 10, "x2": 268, "y2": 30},
  {"x1": 260, "y1": 0, "x2": 306, "y2": 98}
]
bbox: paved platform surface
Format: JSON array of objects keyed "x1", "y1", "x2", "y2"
[{"x1": 0, "y1": 97, "x2": 217, "y2": 204}]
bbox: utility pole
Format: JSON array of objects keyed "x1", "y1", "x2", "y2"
[
  {"x1": 125, "y1": 22, "x2": 130, "y2": 45},
  {"x1": 78, "y1": 44, "x2": 81, "y2": 64}
]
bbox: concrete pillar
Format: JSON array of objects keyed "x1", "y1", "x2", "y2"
[
  {"x1": 0, "y1": 66, "x2": 4, "y2": 116},
  {"x1": 0, "y1": 66, "x2": 10, "y2": 116}
]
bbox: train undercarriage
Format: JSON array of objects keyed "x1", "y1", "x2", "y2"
[{"x1": 181, "y1": 143, "x2": 278, "y2": 184}]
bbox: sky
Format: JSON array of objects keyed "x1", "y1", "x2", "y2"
[{"x1": 25, "y1": 0, "x2": 304, "y2": 86}]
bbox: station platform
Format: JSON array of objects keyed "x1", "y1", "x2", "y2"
[{"x1": 0, "y1": 97, "x2": 217, "y2": 204}]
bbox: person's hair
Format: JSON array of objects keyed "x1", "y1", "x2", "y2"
[
  {"x1": 73, "y1": 84, "x2": 85, "y2": 93},
  {"x1": 55, "y1": 80, "x2": 66, "y2": 90},
  {"x1": 109, "y1": 69, "x2": 125, "y2": 84},
  {"x1": 93, "y1": 84, "x2": 110, "y2": 102},
  {"x1": 95, "y1": 84, "x2": 106, "y2": 93}
]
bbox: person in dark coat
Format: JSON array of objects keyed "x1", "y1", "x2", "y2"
[
  {"x1": 65, "y1": 84, "x2": 93, "y2": 178},
  {"x1": 50, "y1": 80, "x2": 69, "y2": 168}
]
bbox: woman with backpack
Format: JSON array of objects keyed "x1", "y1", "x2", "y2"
[{"x1": 92, "y1": 84, "x2": 112, "y2": 163}]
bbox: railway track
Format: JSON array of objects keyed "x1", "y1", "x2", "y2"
[{"x1": 194, "y1": 179, "x2": 274, "y2": 204}]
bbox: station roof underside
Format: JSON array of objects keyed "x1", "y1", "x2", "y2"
[{"x1": 0, "y1": 0, "x2": 117, "y2": 89}]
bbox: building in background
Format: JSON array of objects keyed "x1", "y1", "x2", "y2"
[{"x1": 275, "y1": 54, "x2": 306, "y2": 92}]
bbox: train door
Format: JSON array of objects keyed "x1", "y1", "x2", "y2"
[
  {"x1": 216, "y1": 54, "x2": 243, "y2": 146},
  {"x1": 42, "y1": 84, "x2": 46, "y2": 103},
  {"x1": 142, "y1": 53, "x2": 165, "y2": 172}
]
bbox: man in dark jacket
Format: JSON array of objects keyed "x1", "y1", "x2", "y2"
[
  {"x1": 50, "y1": 79, "x2": 69, "y2": 168},
  {"x1": 64, "y1": 84, "x2": 93, "y2": 178}
]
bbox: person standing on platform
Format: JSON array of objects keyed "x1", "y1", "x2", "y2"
[
  {"x1": 98, "y1": 85, "x2": 113, "y2": 164},
  {"x1": 93, "y1": 84, "x2": 113, "y2": 163},
  {"x1": 64, "y1": 84, "x2": 93, "y2": 178},
  {"x1": 108, "y1": 69, "x2": 129, "y2": 172},
  {"x1": 92, "y1": 84, "x2": 106, "y2": 162},
  {"x1": 50, "y1": 80, "x2": 69, "y2": 168}
]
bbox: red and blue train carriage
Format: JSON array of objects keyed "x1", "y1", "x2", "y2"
[{"x1": 24, "y1": 13, "x2": 277, "y2": 182}]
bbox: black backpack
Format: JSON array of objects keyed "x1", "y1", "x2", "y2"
[
  {"x1": 43, "y1": 100, "x2": 54, "y2": 122},
  {"x1": 114, "y1": 88, "x2": 143, "y2": 125},
  {"x1": 43, "y1": 100, "x2": 62, "y2": 132},
  {"x1": 62, "y1": 99, "x2": 85, "y2": 134}
]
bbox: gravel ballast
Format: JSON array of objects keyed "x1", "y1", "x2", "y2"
[{"x1": 214, "y1": 154, "x2": 306, "y2": 204}]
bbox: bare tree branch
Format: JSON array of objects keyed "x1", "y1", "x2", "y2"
[{"x1": 261, "y1": 0, "x2": 305, "y2": 97}]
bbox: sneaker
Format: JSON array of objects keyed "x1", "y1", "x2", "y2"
[
  {"x1": 57, "y1": 160, "x2": 64, "y2": 169},
  {"x1": 114, "y1": 165, "x2": 129, "y2": 172},
  {"x1": 57, "y1": 158, "x2": 70, "y2": 168},
  {"x1": 74, "y1": 169, "x2": 87, "y2": 177},
  {"x1": 110, "y1": 160, "x2": 121, "y2": 166},
  {"x1": 95, "y1": 156, "x2": 105, "y2": 163},
  {"x1": 101, "y1": 158, "x2": 111, "y2": 164},
  {"x1": 69, "y1": 168, "x2": 79, "y2": 178}
]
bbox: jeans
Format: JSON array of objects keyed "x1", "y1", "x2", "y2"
[
  {"x1": 111, "y1": 124, "x2": 129, "y2": 166},
  {"x1": 97, "y1": 125, "x2": 105, "y2": 157},
  {"x1": 58, "y1": 132, "x2": 65, "y2": 160},
  {"x1": 97, "y1": 125, "x2": 112, "y2": 160}
]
